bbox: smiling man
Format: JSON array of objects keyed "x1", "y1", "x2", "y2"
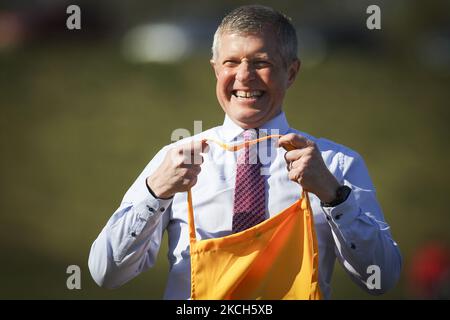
[
  {"x1": 88, "y1": 5, "x2": 401, "y2": 299},
  {"x1": 212, "y1": 30, "x2": 299, "y2": 130}
]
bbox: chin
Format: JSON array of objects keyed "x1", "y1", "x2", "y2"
[{"x1": 232, "y1": 111, "x2": 266, "y2": 128}]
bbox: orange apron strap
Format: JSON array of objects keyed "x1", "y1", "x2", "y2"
[
  {"x1": 204, "y1": 134, "x2": 283, "y2": 151},
  {"x1": 187, "y1": 189, "x2": 197, "y2": 245}
]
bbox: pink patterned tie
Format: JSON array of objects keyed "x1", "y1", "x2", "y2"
[{"x1": 232, "y1": 129, "x2": 265, "y2": 233}]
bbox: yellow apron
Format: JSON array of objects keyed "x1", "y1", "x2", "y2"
[{"x1": 187, "y1": 135, "x2": 322, "y2": 300}]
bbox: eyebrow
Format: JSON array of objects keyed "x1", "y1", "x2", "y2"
[{"x1": 253, "y1": 53, "x2": 270, "y2": 59}]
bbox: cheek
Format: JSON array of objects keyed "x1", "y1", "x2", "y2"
[
  {"x1": 260, "y1": 70, "x2": 280, "y2": 88},
  {"x1": 266, "y1": 72, "x2": 288, "y2": 95},
  {"x1": 217, "y1": 69, "x2": 234, "y2": 91},
  {"x1": 216, "y1": 70, "x2": 234, "y2": 107}
]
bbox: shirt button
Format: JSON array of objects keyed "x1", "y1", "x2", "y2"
[
  {"x1": 147, "y1": 205, "x2": 155, "y2": 212},
  {"x1": 131, "y1": 232, "x2": 137, "y2": 237},
  {"x1": 160, "y1": 207, "x2": 165, "y2": 212},
  {"x1": 326, "y1": 216, "x2": 331, "y2": 221}
]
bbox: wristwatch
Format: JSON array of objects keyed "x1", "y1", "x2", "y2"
[{"x1": 321, "y1": 185, "x2": 351, "y2": 207}]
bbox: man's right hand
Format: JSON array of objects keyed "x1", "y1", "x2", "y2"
[{"x1": 146, "y1": 140, "x2": 209, "y2": 199}]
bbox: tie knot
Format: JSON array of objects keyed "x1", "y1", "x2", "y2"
[{"x1": 242, "y1": 129, "x2": 257, "y2": 141}]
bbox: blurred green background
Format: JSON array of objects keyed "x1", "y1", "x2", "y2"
[{"x1": 1, "y1": 0, "x2": 449, "y2": 299}]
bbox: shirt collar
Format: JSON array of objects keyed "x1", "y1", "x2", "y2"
[{"x1": 221, "y1": 111, "x2": 291, "y2": 142}]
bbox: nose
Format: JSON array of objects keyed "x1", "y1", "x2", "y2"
[{"x1": 235, "y1": 61, "x2": 255, "y2": 83}]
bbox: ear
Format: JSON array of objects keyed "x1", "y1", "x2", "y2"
[
  {"x1": 210, "y1": 59, "x2": 219, "y2": 79},
  {"x1": 286, "y1": 59, "x2": 301, "y2": 88}
]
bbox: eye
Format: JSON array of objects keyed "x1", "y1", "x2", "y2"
[
  {"x1": 223, "y1": 60, "x2": 239, "y2": 67},
  {"x1": 253, "y1": 60, "x2": 271, "y2": 68}
]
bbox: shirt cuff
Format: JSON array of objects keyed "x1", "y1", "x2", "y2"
[
  {"x1": 321, "y1": 187, "x2": 360, "y2": 226},
  {"x1": 134, "y1": 191, "x2": 173, "y2": 222}
]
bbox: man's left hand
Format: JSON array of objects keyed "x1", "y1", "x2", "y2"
[{"x1": 278, "y1": 133, "x2": 340, "y2": 203}]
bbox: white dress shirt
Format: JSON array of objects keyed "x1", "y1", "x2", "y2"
[{"x1": 88, "y1": 112, "x2": 402, "y2": 299}]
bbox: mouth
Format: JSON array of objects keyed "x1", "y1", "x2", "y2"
[{"x1": 231, "y1": 90, "x2": 265, "y2": 100}]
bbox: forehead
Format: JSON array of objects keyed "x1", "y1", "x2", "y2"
[{"x1": 217, "y1": 32, "x2": 281, "y2": 59}]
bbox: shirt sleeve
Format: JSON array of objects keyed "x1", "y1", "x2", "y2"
[
  {"x1": 320, "y1": 150, "x2": 402, "y2": 295},
  {"x1": 88, "y1": 146, "x2": 173, "y2": 289}
]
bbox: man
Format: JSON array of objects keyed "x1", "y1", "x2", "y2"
[{"x1": 89, "y1": 5, "x2": 401, "y2": 299}]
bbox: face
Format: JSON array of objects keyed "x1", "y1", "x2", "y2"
[{"x1": 211, "y1": 32, "x2": 300, "y2": 129}]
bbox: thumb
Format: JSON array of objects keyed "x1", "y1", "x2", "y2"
[
  {"x1": 200, "y1": 139, "x2": 210, "y2": 153},
  {"x1": 277, "y1": 133, "x2": 309, "y2": 151}
]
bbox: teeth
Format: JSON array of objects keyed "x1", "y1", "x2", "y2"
[{"x1": 234, "y1": 90, "x2": 263, "y2": 98}]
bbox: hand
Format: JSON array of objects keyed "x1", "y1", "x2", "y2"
[
  {"x1": 146, "y1": 140, "x2": 209, "y2": 199},
  {"x1": 277, "y1": 133, "x2": 340, "y2": 203}
]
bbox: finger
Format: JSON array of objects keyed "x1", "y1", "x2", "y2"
[
  {"x1": 180, "y1": 154, "x2": 204, "y2": 166},
  {"x1": 277, "y1": 133, "x2": 309, "y2": 151},
  {"x1": 181, "y1": 140, "x2": 208, "y2": 155},
  {"x1": 286, "y1": 161, "x2": 293, "y2": 172},
  {"x1": 288, "y1": 166, "x2": 303, "y2": 183},
  {"x1": 284, "y1": 148, "x2": 310, "y2": 163},
  {"x1": 180, "y1": 165, "x2": 202, "y2": 178},
  {"x1": 189, "y1": 164, "x2": 202, "y2": 176},
  {"x1": 179, "y1": 141, "x2": 206, "y2": 165}
]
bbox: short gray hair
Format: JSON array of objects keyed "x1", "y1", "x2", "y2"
[{"x1": 212, "y1": 5, "x2": 298, "y2": 66}]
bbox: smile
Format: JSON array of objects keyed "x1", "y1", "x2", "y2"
[{"x1": 232, "y1": 90, "x2": 265, "y2": 99}]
